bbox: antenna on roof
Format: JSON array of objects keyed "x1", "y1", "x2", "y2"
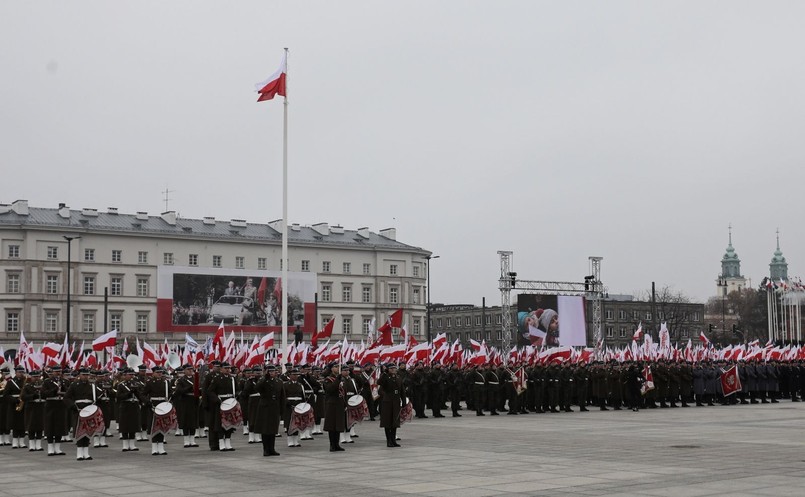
[{"x1": 162, "y1": 187, "x2": 175, "y2": 212}]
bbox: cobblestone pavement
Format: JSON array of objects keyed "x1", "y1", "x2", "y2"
[{"x1": 2, "y1": 402, "x2": 805, "y2": 496}]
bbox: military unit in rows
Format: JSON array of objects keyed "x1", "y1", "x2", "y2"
[{"x1": 0, "y1": 360, "x2": 407, "y2": 461}]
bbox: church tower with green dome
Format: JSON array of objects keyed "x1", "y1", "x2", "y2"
[
  {"x1": 716, "y1": 225, "x2": 747, "y2": 296},
  {"x1": 769, "y1": 229, "x2": 788, "y2": 281}
]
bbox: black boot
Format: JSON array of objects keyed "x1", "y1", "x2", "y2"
[
  {"x1": 391, "y1": 428, "x2": 400, "y2": 447},
  {"x1": 385, "y1": 428, "x2": 394, "y2": 447}
]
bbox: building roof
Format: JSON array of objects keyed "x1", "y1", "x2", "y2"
[{"x1": 0, "y1": 201, "x2": 428, "y2": 253}]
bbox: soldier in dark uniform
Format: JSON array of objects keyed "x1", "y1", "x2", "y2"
[
  {"x1": 64, "y1": 368, "x2": 98, "y2": 460},
  {"x1": 484, "y1": 364, "x2": 500, "y2": 415},
  {"x1": 625, "y1": 363, "x2": 644, "y2": 411},
  {"x1": 207, "y1": 362, "x2": 239, "y2": 451},
  {"x1": 41, "y1": 365, "x2": 68, "y2": 456},
  {"x1": 3, "y1": 366, "x2": 27, "y2": 448},
  {"x1": 172, "y1": 364, "x2": 200, "y2": 447},
  {"x1": 545, "y1": 363, "x2": 560, "y2": 413},
  {"x1": 470, "y1": 365, "x2": 486, "y2": 415},
  {"x1": 115, "y1": 368, "x2": 142, "y2": 451},
  {"x1": 310, "y1": 366, "x2": 326, "y2": 434},
  {"x1": 201, "y1": 361, "x2": 222, "y2": 449},
  {"x1": 531, "y1": 364, "x2": 546, "y2": 413},
  {"x1": 428, "y1": 362, "x2": 446, "y2": 418},
  {"x1": 323, "y1": 363, "x2": 346, "y2": 452},
  {"x1": 574, "y1": 363, "x2": 590, "y2": 411},
  {"x1": 654, "y1": 361, "x2": 669, "y2": 408},
  {"x1": 21, "y1": 370, "x2": 45, "y2": 451},
  {"x1": 255, "y1": 365, "x2": 284, "y2": 456},
  {"x1": 692, "y1": 362, "x2": 706, "y2": 406},
  {"x1": 142, "y1": 366, "x2": 171, "y2": 455},
  {"x1": 282, "y1": 368, "x2": 305, "y2": 447},
  {"x1": 607, "y1": 362, "x2": 623, "y2": 410},
  {"x1": 446, "y1": 363, "x2": 463, "y2": 417},
  {"x1": 360, "y1": 363, "x2": 377, "y2": 421},
  {"x1": 378, "y1": 362, "x2": 406, "y2": 447},
  {"x1": 410, "y1": 362, "x2": 428, "y2": 419},
  {"x1": 298, "y1": 364, "x2": 317, "y2": 440},
  {"x1": 0, "y1": 369, "x2": 8, "y2": 446},
  {"x1": 136, "y1": 364, "x2": 149, "y2": 441},
  {"x1": 93, "y1": 370, "x2": 112, "y2": 447},
  {"x1": 559, "y1": 362, "x2": 574, "y2": 412}
]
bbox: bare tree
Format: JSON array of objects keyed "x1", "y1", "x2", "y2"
[{"x1": 635, "y1": 286, "x2": 698, "y2": 340}]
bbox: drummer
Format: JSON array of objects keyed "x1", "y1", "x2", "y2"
[
  {"x1": 143, "y1": 366, "x2": 171, "y2": 455},
  {"x1": 64, "y1": 368, "x2": 97, "y2": 460},
  {"x1": 282, "y1": 368, "x2": 305, "y2": 448},
  {"x1": 172, "y1": 364, "x2": 199, "y2": 448},
  {"x1": 309, "y1": 366, "x2": 326, "y2": 435},
  {"x1": 298, "y1": 364, "x2": 316, "y2": 441},
  {"x1": 340, "y1": 364, "x2": 361, "y2": 445},
  {"x1": 207, "y1": 362, "x2": 240, "y2": 451},
  {"x1": 92, "y1": 370, "x2": 111, "y2": 448}
]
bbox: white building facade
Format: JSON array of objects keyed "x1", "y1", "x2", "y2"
[{"x1": 0, "y1": 200, "x2": 431, "y2": 347}]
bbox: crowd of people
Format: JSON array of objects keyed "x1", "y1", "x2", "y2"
[{"x1": 0, "y1": 357, "x2": 799, "y2": 461}]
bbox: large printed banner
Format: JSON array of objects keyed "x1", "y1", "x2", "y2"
[
  {"x1": 517, "y1": 294, "x2": 587, "y2": 347},
  {"x1": 157, "y1": 266, "x2": 316, "y2": 334}
]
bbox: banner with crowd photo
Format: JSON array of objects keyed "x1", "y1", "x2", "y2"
[
  {"x1": 156, "y1": 266, "x2": 316, "y2": 334},
  {"x1": 517, "y1": 294, "x2": 588, "y2": 347}
]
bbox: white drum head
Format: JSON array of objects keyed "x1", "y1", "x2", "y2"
[
  {"x1": 155, "y1": 401, "x2": 173, "y2": 416},
  {"x1": 294, "y1": 402, "x2": 312, "y2": 414},
  {"x1": 348, "y1": 395, "x2": 364, "y2": 407},
  {"x1": 79, "y1": 404, "x2": 98, "y2": 418},
  {"x1": 220, "y1": 398, "x2": 237, "y2": 411}
]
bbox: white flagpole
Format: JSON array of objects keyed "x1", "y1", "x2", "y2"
[{"x1": 281, "y1": 47, "x2": 290, "y2": 371}]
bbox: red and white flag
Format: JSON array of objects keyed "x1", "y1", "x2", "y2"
[
  {"x1": 432, "y1": 332, "x2": 447, "y2": 350},
  {"x1": 42, "y1": 342, "x2": 62, "y2": 359},
  {"x1": 379, "y1": 343, "x2": 406, "y2": 361},
  {"x1": 256, "y1": 52, "x2": 287, "y2": 102},
  {"x1": 699, "y1": 330, "x2": 710, "y2": 345},
  {"x1": 92, "y1": 330, "x2": 117, "y2": 351},
  {"x1": 720, "y1": 365, "x2": 742, "y2": 396},
  {"x1": 312, "y1": 319, "x2": 334, "y2": 348},
  {"x1": 633, "y1": 322, "x2": 643, "y2": 341}
]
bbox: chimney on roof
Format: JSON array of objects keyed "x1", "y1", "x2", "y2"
[
  {"x1": 161, "y1": 211, "x2": 177, "y2": 225},
  {"x1": 81, "y1": 208, "x2": 99, "y2": 217},
  {"x1": 379, "y1": 227, "x2": 396, "y2": 240},
  {"x1": 312, "y1": 222, "x2": 329, "y2": 236},
  {"x1": 136, "y1": 211, "x2": 148, "y2": 221},
  {"x1": 203, "y1": 216, "x2": 216, "y2": 225},
  {"x1": 57, "y1": 203, "x2": 70, "y2": 218},
  {"x1": 230, "y1": 219, "x2": 247, "y2": 228},
  {"x1": 11, "y1": 200, "x2": 29, "y2": 216},
  {"x1": 357, "y1": 227, "x2": 370, "y2": 239},
  {"x1": 330, "y1": 225, "x2": 344, "y2": 234},
  {"x1": 291, "y1": 223, "x2": 301, "y2": 231},
  {"x1": 268, "y1": 219, "x2": 283, "y2": 231},
  {"x1": 107, "y1": 207, "x2": 118, "y2": 215}
]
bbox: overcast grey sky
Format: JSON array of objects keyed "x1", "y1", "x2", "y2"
[{"x1": 2, "y1": 1, "x2": 803, "y2": 307}]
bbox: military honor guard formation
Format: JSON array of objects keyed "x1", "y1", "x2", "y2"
[{"x1": 1, "y1": 339, "x2": 802, "y2": 463}]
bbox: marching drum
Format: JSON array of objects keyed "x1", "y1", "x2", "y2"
[
  {"x1": 288, "y1": 402, "x2": 315, "y2": 435},
  {"x1": 220, "y1": 398, "x2": 243, "y2": 431},
  {"x1": 346, "y1": 394, "x2": 369, "y2": 430},
  {"x1": 400, "y1": 400, "x2": 414, "y2": 425},
  {"x1": 151, "y1": 401, "x2": 178, "y2": 437},
  {"x1": 76, "y1": 404, "x2": 105, "y2": 441}
]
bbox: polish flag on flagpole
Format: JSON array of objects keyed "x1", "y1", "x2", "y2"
[
  {"x1": 92, "y1": 330, "x2": 117, "y2": 351},
  {"x1": 255, "y1": 52, "x2": 287, "y2": 102}
]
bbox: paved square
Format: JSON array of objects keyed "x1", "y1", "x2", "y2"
[{"x1": 2, "y1": 402, "x2": 805, "y2": 496}]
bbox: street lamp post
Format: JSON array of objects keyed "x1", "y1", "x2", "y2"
[
  {"x1": 63, "y1": 236, "x2": 81, "y2": 344},
  {"x1": 425, "y1": 255, "x2": 439, "y2": 343}
]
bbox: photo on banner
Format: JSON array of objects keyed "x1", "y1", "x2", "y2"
[{"x1": 517, "y1": 294, "x2": 587, "y2": 347}]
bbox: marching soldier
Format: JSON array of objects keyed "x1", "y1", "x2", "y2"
[
  {"x1": 254, "y1": 365, "x2": 284, "y2": 456},
  {"x1": 172, "y1": 364, "x2": 200, "y2": 448},
  {"x1": 21, "y1": 370, "x2": 45, "y2": 451},
  {"x1": 64, "y1": 368, "x2": 98, "y2": 460},
  {"x1": 282, "y1": 368, "x2": 305, "y2": 448},
  {"x1": 41, "y1": 365, "x2": 68, "y2": 456},
  {"x1": 207, "y1": 362, "x2": 239, "y2": 451},
  {"x1": 115, "y1": 368, "x2": 142, "y2": 452},
  {"x1": 378, "y1": 363, "x2": 406, "y2": 447},
  {"x1": 142, "y1": 366, "x2": 171, "y2": 455},
  {"x1": 323, "y1": 362, "x2": 346, "y2": 452},
  {"x1": 3, "y1": 366, "x2": 27, "y2": 448}
]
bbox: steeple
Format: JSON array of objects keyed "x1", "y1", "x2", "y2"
[
  {"x1": 770, "y1": 228, "x2": 788, "y2": 281},
  {"x1": 716, "y1": 223, "x2": 746, "y2": 297},
  {"x1": 720, "y1": 223, "x2": 742, "y2": 278}
]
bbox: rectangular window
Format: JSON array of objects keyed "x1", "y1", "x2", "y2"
[
  {"x1": 342, "y1": 317, "x2": 352, "y2": 335},
  {"x1": 47, "y1": 246, "x2": 58, "y2": 260},
  {"x1": 84, "y1": 248, "x2": 95, "y2": 262},
  {"x1": 321, "y1": 284, "x2": 331, "y2": 302},
  {"x1": 618, "y1": 310, "x2": 627, "y2": 320},
  {"x1": 362, "y1": 286, "x2": 371, "y2": 303},
  {"x1": 83, "y1": 276, "x2": 95, "y2": 295},
  {"x1": 436, "y1": 318, "x2": 442, "y2": 328},
  {"x1": 137, "y1": 277, "x2": 149, "y2": 297},
  {"x1": 465, "y1": 317, "x2": 471, "y2": 327},
  {"x1": 475, "y1": 316, "x2": 481, "y2": 326},
  {"x1": 363, "y1": 318, "x2": 373, "y2": 334},
  {"x1": 136, "y1": 313, "x2": 148, "y2": 333},
  {"x1": 645, "y1": 311, "x2": 652, "y2": 321},
  {"x1": 8, "y1": 245, "x2": 20, "y2": 258},
  {"x1": 692, "y1": 312, "x2": 700, "y2": 322},
  {"x1": 6, "y1": 273, "x2": 20, "y2": 293},
  {"x1": 138, "y1": 251, "x2": 148, "y2": 264},
  {"x1": 280, "y1": 259, "x2": 283, "y2": 270},
  {"x1": 301, "y1": 260, "x2": 310, "y2": 272},
  {"x1": 413, "y1": 288, "x2": 420, "y2": 305},
  {"x1": 389, "y1": 264, "x2": 398, "y2": 276},
  {"x1": 112, "y1": 250, "x2": 122, "y2": 263},
  {"x1": 6, "y1": 312, "x2": 20, "y2": 332},
  {"x1": 110, "y1": 313, "x2": 122, "y2": 332},
  {"x1": 343, "y1": 262, "x2": 351, "y2": 274},
  {"x1": 257, "y1": 257, "x2": 266, "y2": 270},
  {"x1": 45, "y1": 312, "x2": 58, "y2": 332},
  {"x1": 485, "y1": 315, "x2": 492, "y2": 325},
  {"x1": 363, "y1": 263, "x2": 370, "y2": 275},
  {"x1": 83, "y1": 313, "x2": 95, "y2": 333},
  {"x1": 236, "y1": 256, "x2": 245, "y2": 269},
  {"x1": 413, "y1": 266, "x2": 419, "y2": 277},
  {"x1": 163, "y1": 252, "x2": 174, "y2": 265},
  {"x1": 446, "y1": 318, "x2": 452, "y2": 328},
  {"x1": 321, "y1": 316, "x2": 333, "y2": 330},
  {"x1": 605, "y1": 309, "x2": 614, "y2": 320},
  {"x1": 619, "y1": 327, "x2": 626, "y2": 338},
  {"x1": 389, "y1": 287, "x2": 398, "y2": 304},
  {"x1": 496, "y1": 315, "x2": 502, "y2": 325},
  {"x1": 413, "y1": 319, "x2": 421, "y2": 336},
  {"x1": 606, "y1": 326, "x2": 614, "y2": 338},
  {"x1": 682, "y1": 329, "x2": 689, "y2": 338},
  {"x1": 322, "y1": 261, "x2": 330, "y2": 273},
  {"x1": 342, "y1": 285, "x2": 352, "y2": 303},
  {"x1": 212, "y1": 255, "x2": 222, "y2": 268},
  {"x1": 110, "y1": 276, "x2": 123, "y2": 296},
  {"x1": 633, "y1": 311, "x2": 640, "y2": 321},
  {"x1": 189, "y1": 254, "x2": 199, "y2": 266},
  {"x1": 455, "y1": 317, "x2": 461, "y2": 328},
  {"x1": 46, "y1": 274, "x2": 59, "y2": 294}
]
